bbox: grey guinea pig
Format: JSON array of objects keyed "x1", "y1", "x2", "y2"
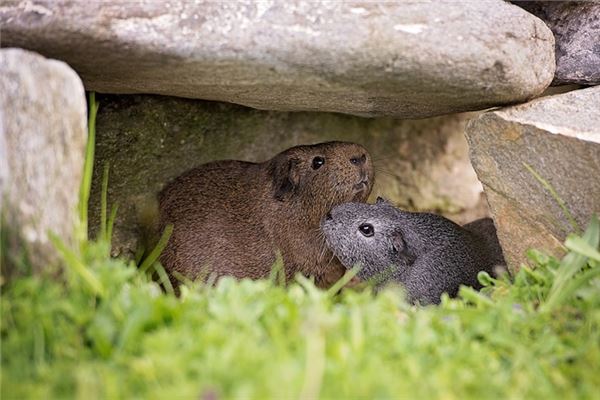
[{"x1": 320, "y1": 197, "x2": 506, "y2": 305}]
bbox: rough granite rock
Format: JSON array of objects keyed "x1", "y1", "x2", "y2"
[
  {"x1": 0, "y1": 48, "x2": 87, "y2": 274},
  {"x1": 89, "y1": 95, "x2": 487, "y2": 258},
  {"x1": 514, "y1": 1, "x2": 600, "y2": 85},
  {"x1": 1, "y1": 1, "x2": 555, "y2": 118},
  {"x1": 466, "y1": 86, "x2": 600, "y2": 271}
]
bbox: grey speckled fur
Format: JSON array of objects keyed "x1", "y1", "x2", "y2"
[{"x1": 321, "y1": 198, "x2": 505, "y2": 304}]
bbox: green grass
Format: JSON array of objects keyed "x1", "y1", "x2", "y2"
[
  {"x1": 2, "y1": 220, "x2": 600, "y2": 399},
  {"x1": 1, "y1": 94, "x2": 600, "y2": 399}
]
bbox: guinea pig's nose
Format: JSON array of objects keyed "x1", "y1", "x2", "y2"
[
  {"x1": 325, "y1": 211, "x2": 333, "y2": 221},
  {"x1": 359, "y1": 168, "x2": 369, "y2": 183},
  {"x1": 350, "y1": 154, "x2": 367, "y2": 166}
]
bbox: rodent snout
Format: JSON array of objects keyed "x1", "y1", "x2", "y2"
[
  {"x1": 350, "y1": 153, "x2": 367, "y2": 166},
  {"x1": 325, "y1": 211, "x2": 333, "y2": 221},
  {"x1": 353, "y1": 180, "x2": 369, "y2": 191}
]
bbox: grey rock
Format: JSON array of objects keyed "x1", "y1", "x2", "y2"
[
  {"x1": 1, "y1": 1, "x2": 555, "y2": 118},
  {"x1": 0, "y1": 48, "x2": 87, "y2": 273},
  {"x1": 466, "y1": 86, "x2": 600, "y2": 271},
  {"x1": 89, "y1": 94, "x2": 487, "y2": 258},
  {"x1": 514, "y1": 1, "x2": 600, "y2": 85}
]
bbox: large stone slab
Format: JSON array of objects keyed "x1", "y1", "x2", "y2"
[
  {"x1": 466, "y1": 86, "x2": 600, "y2": 270},
  {"x1": 514, "y1": 1, "x2": 600, "y2": 85},
  {"x1": 89, "y1": 95, "x2": 487, "y2": 258},
  {"x1": 1, "y1": 1, "x2": 554, "y2": 118},
  {"x1": 0, "y1": 48, "x2": 87, "y2": 274}
]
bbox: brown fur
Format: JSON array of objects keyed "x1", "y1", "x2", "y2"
[{"x1": 158, "y1": 142, "x2": 374, "y2": 288}]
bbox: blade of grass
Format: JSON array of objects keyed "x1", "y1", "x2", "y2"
[
  {"x1": 326, "y1": 265, "x2": 360, "y2": 297},
  {"x1": 79, "y1": 92, "x2": 99, "y2": 241},
  {"x1": 565, "y1": 234, "x2": 600, "y2": 262},
  {"x1": 541, "y1": 215, "x2": 599, "y2": 312},
  {"x1": 106, "y1": 203, "x2": 119, "y2": 248},
  {"x1": 269, "y1": 251, "x2": 286, "y2": 287},
  {"x1": 153, "y1": 261, "x2": 175, "y2": 295},
  {"x1": 139, "y1": 224, "x2": 173, "y2": 274},
  {"x1": 365, "y1": 264, "x2": 395, "y2": 288},
  {"x1": 49, "y1": 232, "x2": 105, "y2": 297},
  {"x1": 171, "y1": 270, "x2": 195, "y2": 287},
  {"x1": 523, "y1": 162, "x2": 580, "y2": 234},
  {"x1": 459, "y1": 286, "x2": 494, "y2": 307},
  {"x1": 299, "y1": 326, "x2": 325, "y2": 400},
  {"x1": 295, "y1": 274, "x2": 320, "y2": 298},
  {"x1": 558, "y1": 267, "x2": 600, "y2": 302},
  {"x1": 100, "y1": 163, "x2": 110, "y2": 241},
  {"x1": 134, "y1": 245, "x2": 146, "y2": 266}
]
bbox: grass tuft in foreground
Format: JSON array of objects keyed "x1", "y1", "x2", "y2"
[{"x1": 1, "y1": 216, "x2": 599, "y2": 399}]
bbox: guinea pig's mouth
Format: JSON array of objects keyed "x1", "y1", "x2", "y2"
[
  {"x1": 352, "y1": 179, "x2": 369, "y2": 193},
  {"x1": 352, "y1": 180, "x2": 370, "y2": 201},
  {"x1": 353, "y1": 180, "x2": 369, "y2": 192}
]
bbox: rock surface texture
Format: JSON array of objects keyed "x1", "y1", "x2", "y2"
[
  {"x1": 514, "y1": 1, "x2": 600, "y2": 85},
  {"x1": 466, "y1": 86, "x2": 600, "y2": 271},
  {"x1": 90, "y1": 95, "x2": 486, "y2": 257},
  {"x1": 1, "y1": 1, "x2": 555, "y2": 118},
  {"x1": 0, "y1": 48, "x2": 87, "y2": 273}
]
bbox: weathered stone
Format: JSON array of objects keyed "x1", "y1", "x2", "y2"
[
  {"x1": 90, "y1": 95, "x2": 487, "y2": 257},
  {"x1": 0, "y1": 48, "x2": 87, "y2": 273},
  {"x1": 514, "y1": 1, "x2": 600, "y2": 85},
  {"x1": 1, "y1": 1, "x2": 554, "y2": 118},
  {"x1": 466, "y1": 86, "x2": 600, "y2": 271}
]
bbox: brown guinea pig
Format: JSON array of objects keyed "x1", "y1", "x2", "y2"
[{"x1": 158, "y1": 141, "x2": 374, "y2": 288}]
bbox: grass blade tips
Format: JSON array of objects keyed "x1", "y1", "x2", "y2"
[
  {"x1": 106, "y1": 203, "x2": 119, "y2": 247},
  {"x1": 565, "y1": 236, "x2": 600, "y2": 263},
  {"x1": 523, "y1": 162, "x2": 580, "y2": 234},
  {"x1": 48, "y1": 232, "x2": 105, "y2": 297},
  {"x1": 541, "y1": 215, "x2": 599, "y2": 312},
  {"x1": 326, "y1": 265, "x2": 360, "y2": 297},
  {"x1": 100, "y1": 162, "x2": 110, "y2": 241},
  {"x1": 78, "y1": 92, "x2": 100, "y2": 241},
  {"x1": 139, "y1": 224, "x2": 174, "y2": 274}
]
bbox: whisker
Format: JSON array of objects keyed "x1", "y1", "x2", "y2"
[
  {"x1": 374, "y1": 168, "x2": 396, "y2": 178},
  {"x1": 320, "y1": 245, "x2": 328, "y2": 263},
  {"x1": 326, "y1": 252, "x2": 336, "y2": 268},
  {"x1": 374, "y1": 166, "x2": 397, "y2": 172},
  {"x1": 371, "y1": 154, "x2": 402, "y2": 162}
]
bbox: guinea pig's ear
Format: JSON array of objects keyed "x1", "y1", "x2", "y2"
[
  {"x1": 391, "y1": 231, "x2": 405, "y2": 253},
  {"x1": 270, "y1": 154, "x2": 301, "y2": 201},
  {"x1": 392, "y1": 230, "x2": 415, "y2": 264}
]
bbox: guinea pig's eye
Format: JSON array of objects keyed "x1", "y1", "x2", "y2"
[
  {"x1": 358, "y1": 223, "x2": 374, "y2": 237},
  {"x1": 312, "y1": 156, "x2": 325, "y2": 170}
]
